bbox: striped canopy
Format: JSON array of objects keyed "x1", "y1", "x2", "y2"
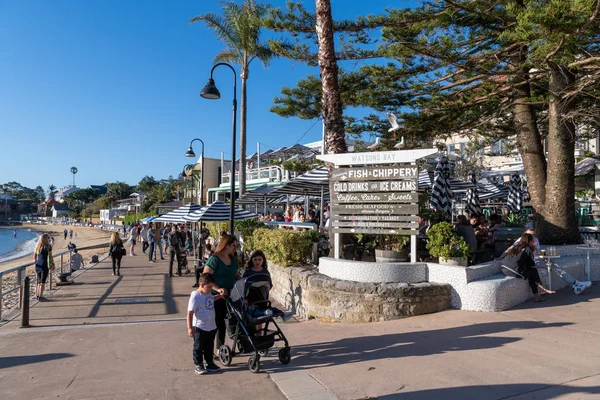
[
  {"x1": 478, "y1": 178, "x2": 510, "y2": 200},
  {"x1": 429, "y1": 156, "x2": 453, "y2": 218},
  {"x1": 183, "y1": 201, "x2": 258, "y2": 222},
  {"x1": 236, "y1": 185, "x2": 281, "y2": 205},
  {"x1": 418, "y1": 170, "x2": 475, "y2": 196},
  {"x1": 507, "y1": 175, "x2": 523, "y2": 212},
  {"x1": 465, "y1": 176, "x2": 482, "y2": 216},
  {"x1": 270, "y1": 166, "x2": 329, "y2": 197},
  {"x1": 140, "y1": 215, "x2": 157, "y2": 224},
  {"x1": 154, "y1": 203, "x2": 202, "y2": 223}
]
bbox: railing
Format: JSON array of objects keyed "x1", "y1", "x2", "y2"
[
  {"x1": 221, "y1": 166, "x2": 284, "y2": 185},
  {"x1": 0, "y1": 242, "x2": 110, "y2": 321}
]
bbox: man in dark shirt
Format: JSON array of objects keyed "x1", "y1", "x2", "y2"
[{"x1": 168, "y1": 225, "x2": 182, "y2": 277}]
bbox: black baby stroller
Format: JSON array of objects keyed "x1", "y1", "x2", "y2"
[{"x1": 218, "y1": 273, "x2": 291, "y2": 373}]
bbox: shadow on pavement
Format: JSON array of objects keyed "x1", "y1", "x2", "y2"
[
  {"x1": 87, "y1": 276, "x2": 122, "y2": 318},
  {"x1": 508, "y1": 284, "x2": 599, "y2": 311},
  {"x1": 288, "y1": 321, "x2": 572, "y2": 369},
  {"x1": 0, "y1": 353, "x2": 74, "y2": 370},
  {"x1": 369, "y1": 383, "x2": 600, "y2": 399}
]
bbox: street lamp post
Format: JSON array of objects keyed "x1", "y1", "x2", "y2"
[
  {"x1": 185, "y1": 139, "x2": 205, "y2": 207},
  {"x1": 200, "y1": 63, "x2": 237, "y2": 235}
]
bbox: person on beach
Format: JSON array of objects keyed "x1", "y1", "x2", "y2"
[
  {"x1": 109, "y1": 232, "x2": 125, "y2": 276},
  {"x1": 33, "y1": 233, "x2": 55, "y2": 301},
  {"x1": 498, "y1": 228, "x2": 592, "y2": 295},
  {"x1": 187, "y1": 273, "x2": 222, "y2": 375},
  {"x1": 63, "y1": 229, "x2": 68, "y2": 240},
  {"x1": 203, "y1": 234, "x2": 240, "y2": 349},
  {"x1": 13, "y1": 229, "x2": 17, "y2": 238},
  {"x1": 499, "y1": 233, "x2": 555, "y2": 302},
  {"x1": 141, "y1": 224, "x2": 149, "y2": 255},
  {"x1": 70, "y1": 248, "x2": 84, "y2": 272},
  {"x1": 69, "y1": 229, "x2": 73, "y2": 240},
  {"x1": 129, "y1": 224, "x2": 137, "y2": 256}
]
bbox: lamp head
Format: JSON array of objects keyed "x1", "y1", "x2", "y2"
[
  {"x1": 200, "y1": 78, "x2": 221, "y2": 99},
  {"x1": 185, "y1": 146, "x2": 196, "y2": 158}
]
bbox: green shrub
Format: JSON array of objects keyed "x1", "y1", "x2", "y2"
[
  {"x1": 426, "y1": 222, "x2": 471, "y2": 260},
  {"x1": 235, "y1": 218, "x2": 266, "y2": 251},
  {"x1": 251, "y1": 228, "x2": 318, "y2": 266},
  {"x1": 206, "y1": 221, "x2": 229, "y2": 242}
]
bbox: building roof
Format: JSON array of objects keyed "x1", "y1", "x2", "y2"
[
  {"x1": 89, "y1": 185, "x2": 108, "y2": 195},
  {"x1": 52, "y1": 203, "x2": 69, "y2": 211}
]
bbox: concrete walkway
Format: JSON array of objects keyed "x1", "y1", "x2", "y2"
[{"x1": 1, "y1": 253, "x2": 599, "y2": 399}]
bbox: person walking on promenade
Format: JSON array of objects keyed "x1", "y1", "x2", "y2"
[
  {"x1": 109, "y1": 232, "x2": 125, "y2": 276},
  {"x1": 162, "y1": 224, "x2": 171, "y2": 254},
  {"x1": 500, "y1": 233, "x2": 555, "y2": 302},
  {"x1": 168, "y1": 225, "x2": 183, "y2": 277},
  {"x1": 193, "y1": 243, "x2": 215, "y2": 288},
  {"x1": 129, "y1": 224, "x2": 138, "y2": 256},
  {"x1": 33, "y1": 233, "x2": 55, "y2": 301},
  {"x1": 498, "y1": 228, "x2": 592, "y2": 295},
  {"x1": 155, "y1": 223, "x2": 165, "y2": 260},
  {"x1": 203, "y1": 234, "x2": 240, "y2": 349},
  {"x1": 147, "y1": 222, "x2": 156, "y2": 263},
  {"x1": 140, "y1": 224, "x2": 149, "y2": 255},
  {"x1": 187, "y1": 273, "x2": 222, "y2": 375}
]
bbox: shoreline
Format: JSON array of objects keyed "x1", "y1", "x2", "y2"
[{"x1": 0, "y1": 224, "x2": 113, "y2": 273}]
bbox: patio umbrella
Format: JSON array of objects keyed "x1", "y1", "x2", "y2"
[
  {"x1": 154, "y1": 203, "x2": 202, "y2": 223},
  {"x1": 430, "y1": 156, "x2": 453, "y2": 218},
  {"x1": 465, "y1": 176, "x2": 482, "y2": 217},
  {"x1": 183, "y1": 201, "x2": 258, "y2": 222},
  {"x1": 506, "y1": 175, "x2": 522, "y2": 212},
  {"x1": 478, "y1": 177, "x2": 510, "y2": 200},
  {"x1": 140, "y1": 215, "x2": 157, "y2": 224}
]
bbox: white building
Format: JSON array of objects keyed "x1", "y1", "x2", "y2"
[
  {"x1": 100, "y1": 209, "x2": 123, "y2": 224},
  {"x1": 51, "y1": 204, "x2": 70, "y2": 218},
  {"x1": 54, "y1": 185, "x2": 80, "y2": 202}
]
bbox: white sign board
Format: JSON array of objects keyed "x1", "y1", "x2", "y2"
[{"x1": 317, "y1": 148, "x2": 439, "y2": 166}]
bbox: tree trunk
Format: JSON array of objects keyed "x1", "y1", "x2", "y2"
[
  {"x1": 239, "y1": 67, "x2": 248, "y2": 196},
  {"x1": 537, "y1": 65, "x2": 580, "y2": 244},
  {"x1": 315, "y1": 0, "x2": 347, "y2": 257}
]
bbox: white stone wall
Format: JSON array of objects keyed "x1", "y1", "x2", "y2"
[{"x1": 318, "y1": 257, "x2": 427, "y2": 283}]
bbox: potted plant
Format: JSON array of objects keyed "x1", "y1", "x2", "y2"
[
  {"x1": 374, "y1": 235, "x2": 410, "y2": 262},
  {"x1": 426, "y1": 222, "x2": 471, "y2": 266}
]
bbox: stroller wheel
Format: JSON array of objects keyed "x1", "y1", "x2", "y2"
[
  {"x1": 278, "y1": 347, "x2": 291, "y2": 365},
  {"x1": 258, "y1": 349, "x2": 269, "y2": 357},
  {"x1": 219, "y1": 345, "x2": 232, "y2": 366},
  {"x1": 248, "y1": 355, "x2": 261, "y2": 373}
]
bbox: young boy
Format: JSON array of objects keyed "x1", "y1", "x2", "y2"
[{"x1": 187, "y1": 273, "x2": 222, "y2": 375}]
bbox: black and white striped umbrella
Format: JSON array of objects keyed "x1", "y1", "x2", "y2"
[
  {"x1": 236, "y1": 185, "x2": 281, "y2": 205},
  {"x1": 430, "y1": 156, "x2": 453, "y2": 218},
  {"x1": 478, "y1": 177, "x2": 510, "y2": 200},
  {"x1": 270, "y1": 166, "x2": 329, "y2": 197},
  {"x1": 154, "y1": 203, "x2": 202, "y2": 223},
  {"x1": 465, "y1": 176, "x2": 482, "y2": 216},
  {"x1": 183, "y1": 201, "x2": 257, "y2": 222},
  {"x1": 419, "y1": 170, "x2": 475, "y2": 196},
  {"x1": 506, "y1": 175, "x2": 522, "y2": 212}
]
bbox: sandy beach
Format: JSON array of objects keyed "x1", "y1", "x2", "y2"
[{"x1": 0, "y1": 224, "x2": 113, "y2": 273}]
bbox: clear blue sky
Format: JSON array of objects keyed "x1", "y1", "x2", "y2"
[{"x1": 0, "y1": 0, "x2": 403, "y2": 191}]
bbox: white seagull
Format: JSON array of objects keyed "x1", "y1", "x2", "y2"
[
  {"x1": 387, "y1": 112, "x2": 402, "y2": 132},
  {"x1": 394, "y1": 137, "x2": 405, "y2": 149},
  {"x1": 367, "y1": 137, "x2": 381, "y2": 150}
]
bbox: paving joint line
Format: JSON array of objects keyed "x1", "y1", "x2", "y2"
[{"x1": 498, "y1": 370, "x2": 600, "y2": 399}]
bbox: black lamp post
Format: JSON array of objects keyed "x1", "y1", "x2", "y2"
[
  {"x1": 201, "y1": 63, "x2": 237, "y2": 235},
  {"x1": 185, "y1": 139, "x2": 205, "y2": 207}
]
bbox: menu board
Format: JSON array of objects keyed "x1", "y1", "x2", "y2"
[{"x1": 330, "y1": 165, "x2": 419, "y2": 235}]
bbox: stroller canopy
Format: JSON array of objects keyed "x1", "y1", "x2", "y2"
[{"x1": 230, "y1": 274, "x2": 272, "y2": 304}]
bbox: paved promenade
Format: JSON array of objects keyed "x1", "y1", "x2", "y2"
[{"x1": 0, "y1": 253, "x2": 599, "y2": 399}]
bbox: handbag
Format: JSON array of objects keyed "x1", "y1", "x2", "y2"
[{"x1": 121, "y1": 248, "x2": 127, "y2": 256}]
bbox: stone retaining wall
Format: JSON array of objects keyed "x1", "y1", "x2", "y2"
[
  {"x1": 269, "y1": 263, "x2": 451, "y2": 323},
  {"x1": 318, "y1": 257, "x2": 427, "y2": 283}
]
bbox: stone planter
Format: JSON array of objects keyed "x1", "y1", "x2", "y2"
[
  {"x1": 375, "y1": 249, "x2": 409, "y2": 263},
  {"x1": 439, "y1": 257, "x2": 468, "y2": 267}
]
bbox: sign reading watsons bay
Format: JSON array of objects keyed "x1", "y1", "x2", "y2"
[{"x1": 330, "y1": 164, "x2": 419, "y2": 235}]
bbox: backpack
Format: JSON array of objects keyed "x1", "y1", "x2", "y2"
[{"x1": 169, "y1": 232, "x2": 180, "y2": 247}]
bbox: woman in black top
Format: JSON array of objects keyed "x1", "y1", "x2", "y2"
[
  {"x1": 508, "y1": 233, "x2": 555, "y2": 302},
  {"x1": 109, "y1": 232, "x2": 125, "y2": 276},
  {"x1": 33, "y1": 233, "x2": 54, "y2": 301}
]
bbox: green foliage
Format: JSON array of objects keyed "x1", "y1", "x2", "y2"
[
  {"x1": 251, "y1": 228, "x2": 315, "y2": 266},
  {"x1": 0, "y1": 181, "x2": 44, "y2": 202},
  {"x1": 124, "y1": 213, "x2": 150, "y2": 225},
  {"x1": 206, "y1": 221, "x2": 229, "y2": 242},
  {"x1": 426, "y1": 222, "x2": 471, "y2": 260},
  {"x1": 281, "y1": 159, "x2": 312, "y2": 174},
  {"x1": 234, "y1": 218, "x2": 266, "y2": 250},
  {"x1": 374, "y1": 235, "x2": 409, "y2": 252},
  {"x1": 505, "y1": 213, "x2": 528, "y2": 228}
]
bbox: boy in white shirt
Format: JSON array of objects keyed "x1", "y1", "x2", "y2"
[{"x1": 187, "y1": 273, "x2": 222, "y2": 375}]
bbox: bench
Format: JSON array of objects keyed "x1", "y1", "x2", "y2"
[{"x1": 428, "y1": 258, "x2": 586, "y2": 312}]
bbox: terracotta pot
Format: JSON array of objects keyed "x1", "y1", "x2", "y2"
[{"x1": 375, "y1": 249, "x2": 409, "y2": 263}]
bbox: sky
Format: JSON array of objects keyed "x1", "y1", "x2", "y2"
[{"x1": 0, "y1": 0, "x2": 407, "y2": 191}]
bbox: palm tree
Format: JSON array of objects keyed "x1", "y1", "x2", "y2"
[
  {"x1": 70, "y1": 166, "x2": 78, "y2": 186},
  {"x1": 48, "y1": 184, "x2": 57, "y2": 200},
  {"x1": 190, "y1": 0, "x2": 274, "y2": 196},
  {"x1": 315, "y1": 0, "x2": 347, "y2": 156}
]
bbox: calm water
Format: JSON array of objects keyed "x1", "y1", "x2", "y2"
[{"x1": 0, "y1": 228, "x2": 39, "y2": 263}]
